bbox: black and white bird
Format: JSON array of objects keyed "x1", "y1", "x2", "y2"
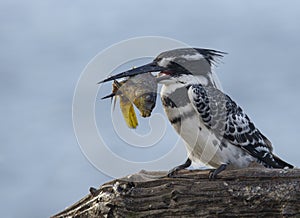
[{"x1": 100, "y1": 48, "x2": 293, "y2": 179}]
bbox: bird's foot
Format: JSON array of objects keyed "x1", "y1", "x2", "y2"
[
  {"x1": 167, "y1": 158, "x2": 192, "y2": 177},
  {"x1": 209, "y1": 164, "x2": 227, "y2": 180}
]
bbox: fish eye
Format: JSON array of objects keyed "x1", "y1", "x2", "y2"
[{"x1": 145, "y1": 94, "x2": 152, "y2": 100}]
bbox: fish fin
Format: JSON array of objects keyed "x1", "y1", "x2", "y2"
[
  {"x1": 119, "y1": 96, "x2": 138, "y2": 128},
  {"x1": 112, "y1": 96, "x2": 117, "y2": 110}
]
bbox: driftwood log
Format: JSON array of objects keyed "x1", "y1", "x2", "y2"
[{"x1": 52, "y1": 168, "x2": 300, "y2": 217}]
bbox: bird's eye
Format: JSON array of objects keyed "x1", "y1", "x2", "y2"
[{"x1": 155, "y1": 57, "x2": 162, "y2": 62}]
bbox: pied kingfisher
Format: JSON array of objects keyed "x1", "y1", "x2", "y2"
[{"x1": 101, "y1": 48, "x2": 293, "y2": 179}]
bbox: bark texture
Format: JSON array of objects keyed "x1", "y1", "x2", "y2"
[{"x1": 52, "y1": 168, "x2": 300, "y2": 218}]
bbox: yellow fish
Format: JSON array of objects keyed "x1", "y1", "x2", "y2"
[{"x1": 102, "y1": 73, "x2": 157, "y2": 128}]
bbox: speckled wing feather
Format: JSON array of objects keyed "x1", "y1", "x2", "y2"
[{"x1": 188, "y1": 84, "x2": 293, "y2": 169}]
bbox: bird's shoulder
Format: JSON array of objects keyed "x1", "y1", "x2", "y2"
[{"x1": 187, "y1": 84, "x2": 273, "y2": 151}]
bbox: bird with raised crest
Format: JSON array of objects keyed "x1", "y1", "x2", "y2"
[{"x1": 100, "y1": 48, "x2": 293, "y2": 179}]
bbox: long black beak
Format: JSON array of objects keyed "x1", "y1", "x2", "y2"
[{"x1": 98, "y1": 62, "x2": 164, "y2": 83}]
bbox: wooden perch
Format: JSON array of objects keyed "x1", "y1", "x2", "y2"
[{"x1": 52, "y1": 168, "x2": 300, "y2": 217}]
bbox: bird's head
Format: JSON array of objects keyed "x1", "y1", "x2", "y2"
[{"x1": 99, "y1": 48, "x2": 226, "y2": 87}]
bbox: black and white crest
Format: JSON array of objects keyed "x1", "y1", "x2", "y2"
[
  {"x1": 154, "y1": 48, "x2": 226, "y2": 77},
  {"x1": 155, "y1": 48, "x2": 226, "y2": 66}
]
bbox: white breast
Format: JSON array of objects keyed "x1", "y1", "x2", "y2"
[{"x1": 160, "y1": 84, "x2": 255, "y2": 169}]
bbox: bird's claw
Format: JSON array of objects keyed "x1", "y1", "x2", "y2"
[
  {"x1": 167, "y1": 169, "x2": 177, "y2": 178},
  {"x1": 208, "y1": 169, "x2": 217, "y2": 180}
]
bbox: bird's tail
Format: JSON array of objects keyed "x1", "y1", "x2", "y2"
[
  {"x1": 272, "y1": 154, "x2": 294, "y2": 169},
  {"x1": 244, "y1": 145, "x2": 294, "y2": 169}
]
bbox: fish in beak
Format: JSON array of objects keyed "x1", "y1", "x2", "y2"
[{"x1": 100, "y1": 72, "x2": 158, "y2": 128}]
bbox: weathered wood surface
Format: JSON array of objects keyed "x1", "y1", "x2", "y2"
[{"x1": 52, "y1": 168, "x2": 300, "y2": 218}]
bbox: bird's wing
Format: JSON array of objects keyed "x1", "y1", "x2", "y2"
[{"x1": 187, "y1": 84, "x2": 291, "y2": 168}]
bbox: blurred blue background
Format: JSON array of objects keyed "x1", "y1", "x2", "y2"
[{"x1": 1, "y1": 1, "x2": 300, "y2": 217}]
